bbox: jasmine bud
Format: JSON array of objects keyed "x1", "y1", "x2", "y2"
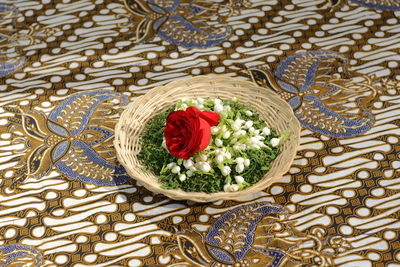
[
  {"x1": 244, "y1": 158, "x2": 250, "y2": 167},
  {"x1": 179, "y1": 174, "x2": 186, "y2": 182},
  {"x1": 224, "y1": 184, "x2": 231, "y2": 192},
  {"x1": 221, "y1": 166, "x2": 231, "y2": 176},
  {"x1": 229, "y1": 184, "x2": 239, "y2": 192},
  {"x1": 171, "y1": 166, "x2": 181, "y2": 174},
  {"x1": 271, "y1": 138, "x2": 280, "y2": 147},
  {"x1": 215, "y1": 138, "x2": 223, "y2": 147},
  {"x1": 223, "y1": 131, "x2": 231, "y2": 139},
  {"x1": 235, "y1": 176, "x2": 244, "y2": 184},
  {"x1": 216, "y1": 154, "x2": 224, "y2": 163},
  {"x1": 235, "y1": 163, "x2": 244, "y2": 173},
  {"x1": 262, "y1": 127, "x2": 271, "y2": 136}
]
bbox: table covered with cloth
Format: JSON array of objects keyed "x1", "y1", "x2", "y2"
[{"x1": 1, "y1": 0, "x2": 400, "y2": 266}]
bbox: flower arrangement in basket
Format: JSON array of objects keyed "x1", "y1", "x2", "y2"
[
  {"x1": 114, "y1": 76, "x2": 300, "y2": 202},
  {"x1": 138, "y1": 97, "x2": 290, "y2": 193}
]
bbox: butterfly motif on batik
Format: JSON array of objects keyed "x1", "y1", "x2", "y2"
[
  {"x1": 120, "y1": 0, "x2": 250, "y2": 48},
  {"x1": 0, "y1": 244, "x2": 42, "y2": 267},
  {"x1": 5, "y1": 90, "x2": 131, "y2": 186},
  {"x1": 164, "y1": 202, "x2": 350, "y2": 267},
  {"x1": 324, "y1": 0, "x2": 400, "y2": 10},
  {"x1": 0, "y1": 4, "x2": 25, "y2": 77},
  {"x1": 0, "y1": 4, "x2": 61, "y2": 77},
  {"x1": 248, "y1": 51, "x2": 377, "y2": 138}
]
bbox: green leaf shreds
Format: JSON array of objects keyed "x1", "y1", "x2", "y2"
[{"x1": 137, "y1": 107, "x2": 175, "y2": 175}]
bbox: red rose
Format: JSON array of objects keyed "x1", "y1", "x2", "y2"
[{"x1": 164, "y1": 106, "x2": 220, "y2": 160}]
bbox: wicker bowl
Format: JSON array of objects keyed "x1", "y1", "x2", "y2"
[{"x1": 114, "y1": 76, "x2": 300, "y2": 202}]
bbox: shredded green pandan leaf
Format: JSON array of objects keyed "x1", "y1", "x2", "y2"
[
  {"x1": 137, "y1": 107, "x2": 175, "y2": 175},
  {"x1": 137, "y1": 100, "x2": 287, "y2": 193}
]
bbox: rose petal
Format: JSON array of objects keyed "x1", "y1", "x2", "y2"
[
  {"x1": 186, "y1": 106, "x2": 201, "y2": 116},
  {"x1": 183, "y1": 117, "x2": 199, "y2": 157},
  {"x1": 195, "y1": 117, "x2": 211, "y2": 152},
  {"x1": 199, "y1": 110, "x2": 220, "y2": 126}
]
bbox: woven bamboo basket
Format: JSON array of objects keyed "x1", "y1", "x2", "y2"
[{"x1": 114, "y1": 76, "x2": 300, "y2": 202}]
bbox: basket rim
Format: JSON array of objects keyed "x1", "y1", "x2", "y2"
[{"x1": 114, "y1": 76, "x2": 301, "y2": 202}]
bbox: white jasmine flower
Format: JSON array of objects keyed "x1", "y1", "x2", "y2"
[
  {"x1": 183, "y1": 159, "x2": 194, "y2": 169},
  {"x1": 234, "y1": 144, "x2": 246, "y2": 151},
  {"x1": 232, "y1": 97, "x2": 238, "y2": 102},
  {"x1": 195, "y1": 154, "x2": 207, "y2": 162},
  {"x1": 223, "y1": 105, "x2": 231, "y2": 112},
  {"x1": 196, "y1": 104, "x2": 205, "y2": 110},
  {"x1": 224, "y1": 183, "x2": 231, "y2": 192},
  {"x1": 171, "y1": 166, "x2": 181, "y2": 174},
  {"x1": 214, "y1": 104, "x2": 224, "y2": 113},
  {"x1": 236, "y1": 163, "x2": 244, "y2": 173},
  {"x1": 271, "y1": 138, "x2": 280, "y2": 147},
  {"x1": 244, "y1": 158, "x2": 250, "y2": 167},
  {"x1": 254, "y1": 130, "x2": 260, "y2": 135},
  {"x1": 215, "y1": 154, "x2": 224, "y2": 163},
  {"x1": 211, "y1": 126, "x2": 219, "y2": 135},
  {"x1": 197, "y1": 97, "x2": 204, "y2": 104},
  {"x1": 221, "y1": 166, "x2": 231, "y2": 176},
  {"x1": 186, "y1": 170, "x2": 193, "y2": 177},
  {"x1": 232, "y1": 123, "x2": 241, "y2": 131},
  {"x1": 199, "y1": 162, "x2": 211, "y2": 172},
  {"x1": 250, "y1": 136, "x2": 264, "y2": 144},
  {"x1": 214, "y1": 98, "x2": 222, "y2": 105},
  {"x1": 235, "y1": 176, "x2": 244, "y2": 184},
  {"x1": 230, "y1": 138, "x2": 238, "y2": 144},
  {"x1": 181, "y1": 103, "x2": 188, "y2": 109},
  {"x1": 222, "y1": 131, "x2": 231, "y2": 139},
  {"x1": 167, "y1": 163, "x2": 176, "y2": 169},
  {"x1": 262, "y1": 127, "x2": 271, "y2": 136},
  {"x1": 220, "y1": 125, "x2": 227, "y2": 134},
  {"x1": 181, "y1": 97, "x2": 189, "y2": 102},
  {"x1": 231, "y1": 119, "x2": 244, "y2": 131},
  {"x1": 245, "y1": 110, "x2": 253, "y2": 116},
  {"x1": 235, "y1": 157, "x2": 244, "y2": 164},
  {"x1": 225, "y1": 152, "x2": 232, "y2": 159},
  {"x1": 179, "y1": 174, "x2": 186, "y2": 182},
  {"x1": 189, "y1": 166, "x2": 196, "y2": 172},
  {"x1": 252, "y1": 144, "x2": 261, "y2": 149},
  {"x1": 229, "y1": 184, "x2": 239, "y2": 192},
  {"x1": 215, "y1": 138, "x2": 223, "y2": 147},
  {"x1": 244, "y1": 121, "x2": 253, "y2": 129},
  {"x1": 248, "y1": 127, "x2": 255, "y2": 134},
  {"x1": 234, "y1": 130, "x2": 246, "y2": 137}
]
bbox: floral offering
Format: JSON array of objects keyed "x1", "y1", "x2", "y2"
[{"x1": 137, "y1": 97, "x2": 289, "y2": 193}]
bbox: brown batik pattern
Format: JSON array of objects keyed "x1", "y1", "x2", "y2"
[{"x1": 0, "y1": 0, "x2": 399, "y2": 266}]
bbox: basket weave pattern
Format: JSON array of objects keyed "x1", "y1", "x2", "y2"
[{"x1": 114, "y1": 76, "x2": 301, "y2": 202}]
